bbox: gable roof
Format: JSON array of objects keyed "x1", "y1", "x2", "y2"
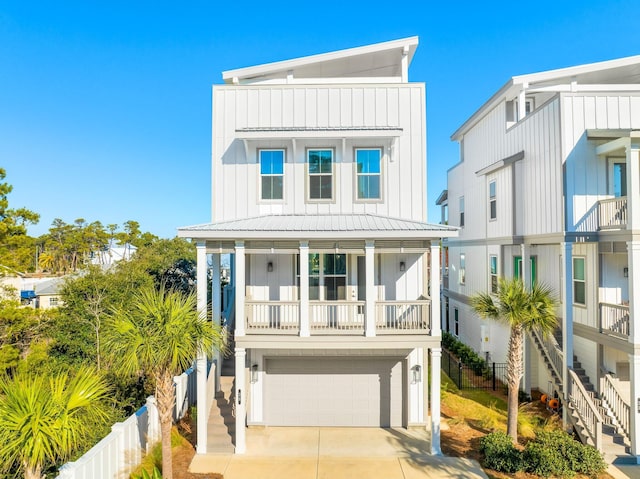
[
  {"x1": 222, "y1": 37, "x2": 419, "y2": 84},
  {"x1": 178, "y1": 214, "x2": 457, "y2": 240},
  {"x1": 452, "y1": 54, "x2": 640, "y2": 140}
]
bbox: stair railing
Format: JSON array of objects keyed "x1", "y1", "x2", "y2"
[
  {"x1": 530, "y1": 329, "x2": 564, "y2": 389},
  {"x1": 568, "y1": 368, "x2": 603, "y2": 451},
  {"x1": 600, "y1": 372, "x2": 631, "y2": 441}
]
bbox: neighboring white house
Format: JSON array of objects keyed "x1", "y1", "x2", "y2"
[
  {"x1": 179, "y1": 37, "x2": 457, "y2": 455},
  {"x1": 442, "y1": 54, "x2": 640, "y2": 462}
]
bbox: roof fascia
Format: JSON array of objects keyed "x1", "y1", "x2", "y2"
[{"x1": 222, "y1": 37, "x2": 419, "y2": 82}]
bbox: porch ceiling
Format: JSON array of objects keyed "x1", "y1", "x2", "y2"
[{"x1": 178, "y1": 214, "x2": 458, "y2": 241}]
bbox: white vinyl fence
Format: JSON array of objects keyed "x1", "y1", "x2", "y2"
[{"x1": 58, "y1": 364, "x2": 202, "y2": 479}]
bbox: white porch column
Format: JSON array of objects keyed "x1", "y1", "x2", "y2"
[
  {"x1": 299, "y1": 241, "x2": 310, "y2": 337},
  {"x1": 629, "y1": 241, "x2": 640, "y2": 344},
  {"x1": 561, "y1": 241, "x2": 574, "y2": 426},
  {"x1": 430, "y1": 347, "x2": 442, "y2": 455},
  {"x1": 626, "y1": 143, "x2": 640, "y2": 231},
  {"x1": 235, "y1": 241, "x2": 245, "y2": 337},
  {"x1": 430, "y1": 241, "x2": 441, "y2": 335},
  {"x1": 235, "y1": 347, "x2": 247, "y2": 454},
  {"x1": 365, "y1": 240, "x2": 376, "y2": 337},
  {"x1": 211, "y1": 253, "x2": 222, "y2": 393},
  {"x1": 629, "y1": 353, "x2": 640, "y2": 462},
  {"x1": 195, "y1": 242, "x2": 208, "y2": 454}
]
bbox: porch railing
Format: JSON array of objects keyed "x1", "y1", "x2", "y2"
[
  {"x1": 600, "y1": 372, "x2": 631, "y2": 442},
  {"x1": 599, "y1": 302, "x2": 630, "y2": 338},
  {"x1": 375, "y1": 300, "x2": 431, "y2": 333},
  {"x1": 309, "y1": 301, "x2": 365, "y2": 333},
  {"x1": 245, "y1": 300, "x2": 300, "y2": 333},
  {"x1": 568, "y1": 368, "x2": 603, "y2": 451},
  {"x1": 531, "y1": 328, "x2": 564, "y2": 386},
  {"x1": 598, "y1": 196, "x2": 627, "y2": 230}
]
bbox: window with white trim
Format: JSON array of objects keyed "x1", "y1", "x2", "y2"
[
  {"x1": 355, "y1": 148, "x2": 381, "y2": 200},
  {"x1": 308, "y1": 149, "x2": 333, "y2": 200},
  {"x1": 489, "y1": 255, "x2": 498, "y2": 293},
  {"x1": 573, "y1": 257, "x2": 586, "y2": 305},
  {"x1": 459, "y1": 253, "x2": 466, "y2": 285},
  {"x1": 259, "y1": 149, "x2": 284, "y2": 200},
  {"x1": 454, "y1": 307, "x2": 459, "y2": 336},
  {"x1": 459, "y1": 196, "x2": 465, "y2": 227},
  {"x1": 489, "y1": 181, "x2": 496, "y2": 220}
]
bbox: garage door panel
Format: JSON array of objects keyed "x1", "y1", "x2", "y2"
[{"x1": 264, "y1": 357, "x2": 402, "y2": 427}]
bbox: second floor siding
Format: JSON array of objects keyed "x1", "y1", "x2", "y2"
[{"x1": 212, "y1": 84, "x2": 427, "y2": 222}]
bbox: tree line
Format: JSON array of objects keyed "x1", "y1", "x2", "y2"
[{"x1": 0, "y1": 168, "x2": 223, "y2": 478}]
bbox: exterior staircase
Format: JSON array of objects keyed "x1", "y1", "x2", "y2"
[
  {"x1": 206, "y1": 345, "x2": 236, "y2": 453},
  {"x1": 529, "y1": 329, "x2": 633, "y2": 463}
]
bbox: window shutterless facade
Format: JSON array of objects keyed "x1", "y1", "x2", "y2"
[
  {"x1": 573, "y1": 257, "x2": 586, "y2": 305},
  {"x1": 459, "y1": 196, "x2": 465, "y2": 227},
  {"x1": 259, "y1": 149, "x2": 285, "y2": 200},
  {"x1": 355, "y1": 148, "x2": 381, "y2": 200},
  {"x1": 297, "y1": 253, "x2": 347, "y2": 300},
  {"x1": 307, "y1": 149, "x2": 333, "y2": 201},
  {"x1": 459, "y1": 253, "x2": 466, "y2": 285},
  {"x1": 454, "y1": 307, "x2": 459, "y2": 336},
  {"x1": 489, "y1": 180, "x2": 496, "y2": 220},
  {"x1": 489, "y1": 255, "x2": 498, "y2": 293}
]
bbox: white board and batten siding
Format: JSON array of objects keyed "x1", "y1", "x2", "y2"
[
  {"x1": 450, "y1": 96, "x2": 563, "y2": 240},
  {"x1": 212, "y1": 84, "x2": 427, "y2": 223},
  {"x1": 561, "y1": 93, "x2": 640, "y2": 232}
]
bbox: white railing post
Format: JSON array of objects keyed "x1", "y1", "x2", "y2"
[
  {"x1": 365, "y1": 240, "x2": 376, "y2": 337},
  {"x1": 146, "y1": 396, "x2": 160, "y2": 450},
  {"x1": 299, "y1": 242, "x2": 310, "y2": 337},
  {"x1": 111, "y1": 421, "x2": 126, "y2": 476}
]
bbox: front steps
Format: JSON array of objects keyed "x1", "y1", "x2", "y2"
[
  {"x1": 206, "y1": 353, "x2": 236, "y2": 454},
  {"x1": 530, "y1": 333, "x2": 633, "y2": 461}
]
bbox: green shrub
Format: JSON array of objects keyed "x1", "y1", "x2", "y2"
[
  {"x1": 523, "y1": 430, "x2": 606, "y2": 478},
  {"x1": 479, "y1": 431, "x2": 523, "y2": 473}
]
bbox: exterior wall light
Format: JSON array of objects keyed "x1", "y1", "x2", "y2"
[
  {"x1": 251, "y1": 364, "x2": 259, "y2": 383},
  {"x1": 267, "y1": 262, "x2": 273, "y2": 273},
  {"x1": 412, "y1": 364, "x2": 421, "y2": 383},
  {"x1": 399, "y1": 261, "x2": 406, "y2": 272}
]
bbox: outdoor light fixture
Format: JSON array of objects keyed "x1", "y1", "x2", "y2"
[
  {"x1": 399, "y1": 261, "x2": 406, "y2": 272},
  {"x1": 251, "y1": 364, "x2": 259, "y2": 383},
  {"x1": 412, "y1": 364, "x2": 421, "y2": 384},
  {"x1": 624, "y1": 267, "x2": 629, "y2": 278},
  {"x1": 267, "y1": 261, "x2": 273, "y2": 272}
]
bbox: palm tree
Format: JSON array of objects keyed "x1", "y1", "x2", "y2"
[
  {"x1": 0, "y1": 368, "x2": 111, "y2": 479},
  {"x1": 471, "y1": 277, "x2": 557, "y2": 443},
  {"x1": 104, "y1": 285, "x2": 225, "y2": 479}
]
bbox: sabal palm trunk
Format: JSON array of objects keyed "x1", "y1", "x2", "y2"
[
  {"x1": 506, "y1": 324, "x2": 524, "y2": 443},
  {"x1": 156, "y1": 371, "x2": 176, "y2": 479},
  {"x1": 24, "y1": 462, "x2": 42, "y2": 479}
]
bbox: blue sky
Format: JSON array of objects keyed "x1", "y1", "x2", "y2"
[{"x1": 2, "y1": 1, "x2": 640, "y2": 238}]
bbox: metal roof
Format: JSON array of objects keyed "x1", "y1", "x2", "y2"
[{"x1": 178, "y1": 214, "x2": 458, "y2": 240}]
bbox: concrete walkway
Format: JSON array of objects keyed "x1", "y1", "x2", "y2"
[{"x1": 190, "y1": 427, "x2": 488, "y2": 479}]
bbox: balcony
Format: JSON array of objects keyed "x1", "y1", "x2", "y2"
[
  {"x1": 245, "y1": 299, "x2": 431, "y2": 335},
  {"x1": 598, "y1": 197, "x2": 627, "y2": 230},
  {"x1": 599, "y1": 302, "x2": 629, "y2": 339}
]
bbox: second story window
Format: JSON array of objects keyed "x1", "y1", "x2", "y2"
[
  {"x1": 260, "y1": 149, "x2": 284, "y2": 200},
  {"x1": 355, "y1": 148, "x2": 381, "y2": 200},
  {"x1": 459, "y1": 253, "x2": 466, "y2": 285},
  {"x1": 459, "y1": 196, "x2": 465, "y2": 227},
  {"x1": 489, "y1": 181, "x2": 496, "y2": 220},
  {"x1": 308, "y1": 149, "x2": 333, "y2": 200}
]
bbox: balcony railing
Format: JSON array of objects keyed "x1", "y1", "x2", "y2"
[
  {"x1": 243, "y1": 300, "x2": 431, "y2": 335},
  {"x1": 600, "y1": 372, "x2": 630, "y2": 442},
  {"x1": 598, "y1": 196, "x2": 627, "y2": 230},
  {"x1": 376, "y1": 300, "x2": 431, "y2": 333},
  {"x1": 309, "y1": 301, "x2": 365, "y2": 333},
  {"x1": 599, "y1": 302, "x2": 629, "y2": 339},
  {"x1": 246, "y1": 301, "x2": 300, "y2": 334}
]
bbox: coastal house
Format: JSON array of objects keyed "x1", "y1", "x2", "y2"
[
  {"x1": 178, "y1": 37, "x2": 457, "y2": 454},
  {"x1": 441, "y1": 54, "x2": 640, "y2": 462}
]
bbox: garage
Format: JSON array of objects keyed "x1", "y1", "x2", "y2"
[{"x1": 264, "y1": 356, "x2": 403, "y2": 427}]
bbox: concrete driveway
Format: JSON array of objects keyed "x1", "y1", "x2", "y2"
[{"x1": 189, "y1": 427, "x2": 488, "y2": 479}]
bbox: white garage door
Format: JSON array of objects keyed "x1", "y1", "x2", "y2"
[{"x1": 264, "y1": 357, "x2": 403, "y2": 427}]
